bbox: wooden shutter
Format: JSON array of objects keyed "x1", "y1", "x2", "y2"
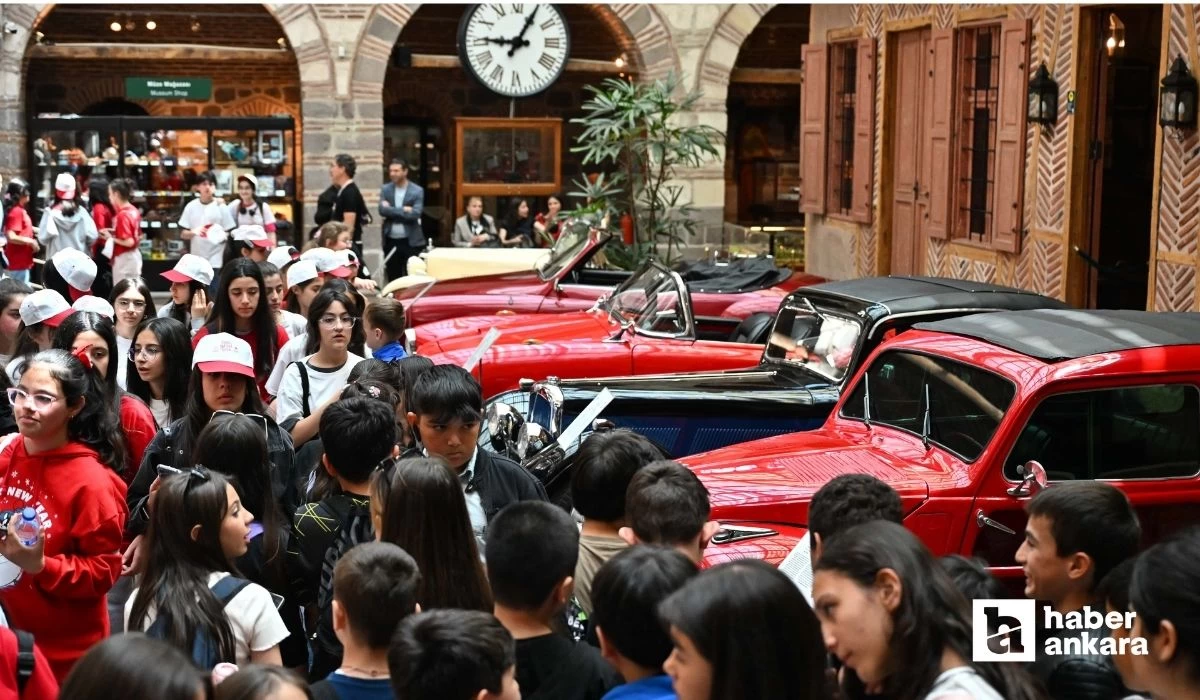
[
  {"x1": 991, "y1": 19, "x2": 1030, "y2": 254},
  {"x1": 850, "y1": 38, "x2": 876, "y2": 223},
  {"x1": 800, "y1": 43, "x2": 828, "y2": 214},
  {"x1": 924, "y1": 29, "x2": 956, "y2": 240}
]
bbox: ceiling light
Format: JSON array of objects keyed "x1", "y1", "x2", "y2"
[
  {"x1": 190, "y1": 17, "x2": 201, "y2": 32},
  {"x1": 277, "y1": 37, "x2": 287, "y2": 50},
  {"x1": 145, "y1": 20, "x2": 157, "y2": 31},
  {"x1": 110, "y1": 20, "x2": 121, "y2": 32},
  {"x1": 614, "y1": 56, "x2": 625, "y2": 68}
]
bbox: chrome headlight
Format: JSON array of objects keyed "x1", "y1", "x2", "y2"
[
  {"x1": 516, "y1": 422, "x2": 553, "y2": 460},
  {"x1": 486, "y1": 402, "x2": 525, "y2": 453},
  {"x1": 531, "y1": 377, "x2": 565, "y2": 437}
]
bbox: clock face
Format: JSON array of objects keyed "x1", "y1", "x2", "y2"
[{"x1": 457, "y1": 4, "x2": 571, "y2": 98}]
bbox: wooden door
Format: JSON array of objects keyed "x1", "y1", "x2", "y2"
[{"x1": 890, "y1": 29, "x2": 930, "y2": 275}]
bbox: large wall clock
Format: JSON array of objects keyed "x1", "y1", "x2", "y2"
[{"x1": 457, "y1": 4, "x2": 571, "y2": 98}]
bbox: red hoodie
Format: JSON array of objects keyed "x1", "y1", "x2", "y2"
[{"x1": 0, "y1": 438, "x2": 127, "y2": 681}]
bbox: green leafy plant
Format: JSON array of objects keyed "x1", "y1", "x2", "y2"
[{"x1": 568, "y1": 73, "x2": 723, "y2": 268}]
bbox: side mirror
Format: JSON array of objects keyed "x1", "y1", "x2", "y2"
[{"x1": 1006, "y1": 460, "x2": 1049, "y2": 498}]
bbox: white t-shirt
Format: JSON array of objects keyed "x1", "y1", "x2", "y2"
[
  {"x1": 178, "y1": 198, "x2": 235, "y2": 269},
  {"x1": 279, "y1": 310, "x2": 306, "y2": 340},
  {"x1": 116, "y1": 334, "x2": 132, "y2": 390},
  {"x1": 124, "y1": 571, "x2": 289, "y2": 665},
  {"x1": 923, "y1": 667, "x2": 1004, "y2": 700},
  {"x1": 275, "y1": 353, "x2": 364, "y2": 428},
  {"x1": 157, "y1": 303, "x2": 206, "y2": 334},
  {"x1": 228, "y1": 199, "x2": 275, "y2": 231},
  {"x1": 267, "y1": 332, "x2": 372, "y2": 397},
  {"x1": 149, "y1": 398, "x2": 172, "y2": 429}
]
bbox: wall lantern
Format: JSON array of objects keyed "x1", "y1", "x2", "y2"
[
  {"x1": 1027, "y1": 63, "x2": 1059, "y2": 126},
  {"x1": 1160, "y1": 56, "x2": 1198, "y2": 131}
]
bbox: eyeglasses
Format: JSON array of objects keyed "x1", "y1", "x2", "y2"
[
  {"x1": 211, "y1": 410, "x2": 269, "y2": 441},
  {"x1": 319, "y1": 314, "x2": 359, "y2": 329},
  {"x1": 129, "y1": 345, "x2": 161, "y2": 362},
  {"x1": 7, "y1": 387, "x2": 59, "y2": 411},
  {"x1": 115, "y1": 299, "x2": 147, "y2": 311}
]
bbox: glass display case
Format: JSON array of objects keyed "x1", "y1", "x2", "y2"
[
  {"x1": 455, "y1": 117, "x2": 562, "y2": 199},
  {"x1": 385, "y1": 120, "x2": 444, "y2": 243},
  {"x1": 28, "y1": 115, "x2": 298, "y2": 290}
]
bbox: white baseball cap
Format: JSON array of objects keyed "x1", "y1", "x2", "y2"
[
  {"x1": 162, "y1": 253, "x2": 215, "y2": 286},
  {"x1": 237, "y1": 174, "x2": 259, "y2": 191},
  {"x1": 232, "y1": 225, "x2": 273, "y2": 249},
  {"x1": 267, "y1": 246, "x2": 300, "y2": 269},
  {"x1": 285, "y1": 260, "x2": 319, "y2": 290},
  {"x1": 19, "y1": 289, "x2": 72, "y2": 328},
  {"x1": 299, "y1": 247, "x2": 343, "y2": 275},
  {"x1": 72, "y1": 295, "x2": 115, "y2": 319},
  {"x1": 192, "y1": 333, "x2": 255, "y2": 379},
  {"x1": 51, "y1": 248, "x2": 97, "y2": 300},
  {"x1": 54, "y1": 172, "x2": 76, "y2": 198}
]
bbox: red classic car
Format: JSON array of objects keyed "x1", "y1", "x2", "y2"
[
  {"x1": 393, "y1": 225, "x2": 821, "y2": 329},
  {"x1": 690, "y1": 309, "x2": 1200, "y2": 585},
  {"x1": 419, "y1": 261, "x2": 781, "y2": 399}
]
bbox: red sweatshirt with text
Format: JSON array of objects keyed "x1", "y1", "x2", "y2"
[{"x1": 0, "y1": 439, "x2": 127, "y2": 681}]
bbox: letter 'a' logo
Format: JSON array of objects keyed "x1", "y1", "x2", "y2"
[{"x1": 972, "y1": 599, "x2": 1036, "y2": 662}]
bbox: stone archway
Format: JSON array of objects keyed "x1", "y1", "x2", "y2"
[{"x1": 693, "y1": 4, "x2": 778, "y2": 103}]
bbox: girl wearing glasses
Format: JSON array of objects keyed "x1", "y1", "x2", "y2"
[
  {"x1": 52, "y1": 311, "x2": 157, "y2": 483},
  {"x1": 0, "y1": 349, "x2": 129, "y2": 680},
  {"x1": 126, "y1": 317, "x2": 193, "y2": 429},
  {"x1": 275, "y1": 287, "x2": 365, "y2": 448},
  {"x1": 192, "y1": 259, "x2": 289, "y2": 403},
  {"x1": 126, "y1": 334, "x2": 298, "y2": 559},
  {"x1": 109, "y1": 277, "x2": 156, "y2": 391},
  {"x1": 126, "y1": 468, "x2": 290, "y2": 667}
]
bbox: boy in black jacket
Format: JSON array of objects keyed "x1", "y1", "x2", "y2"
[{"x1": 405, "y1": 365, "x2": 547, "y2": 544}]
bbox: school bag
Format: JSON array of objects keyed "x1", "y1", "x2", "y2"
[{"x1": 145, "y1": 576, "x2": 252, "y2": 670}]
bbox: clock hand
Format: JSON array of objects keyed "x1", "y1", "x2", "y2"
[
  {"x1": 485, "y1": 37, "x2": 514, "y2": 46},
  {"x1": 508, "y1": 6, "x2": 538, "y2": 57}
]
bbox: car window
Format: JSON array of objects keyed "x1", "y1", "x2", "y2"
[
  {"x1": 608, "y1": 266, "x2": 690, "y2": 337},
  {"x1": 1005, "y1": 384, "x2": 1200, "y2": 481},
  {"x1": 841, "y1": 350, "x2": 1015, "y2": 461},
  {"x1": 764, "y1": 302, "x2": 863, "y2": 382}
]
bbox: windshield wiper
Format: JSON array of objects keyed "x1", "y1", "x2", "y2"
[
  {"x1": 921, "y1": 381, "x2": 932, "y2": 451},
  {"x1": 862, "y1": 371, "x2": 872, "y2": 429}
]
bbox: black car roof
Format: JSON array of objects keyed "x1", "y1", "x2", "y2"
[
  {"x1": 792, "y1": 276, "x2": 1068, "y2": 316},
  {"x1": 914, "y1": 309, "x2": 1200, "y2": 361}
]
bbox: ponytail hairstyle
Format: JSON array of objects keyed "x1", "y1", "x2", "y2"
[
  {"x1": 128, "y1": 468, "x2": 240, "y2": 665},
  {"x1": 3, "y1": 179, "x2": 30, "y2": 220},
  {"x1": 192, "y1": 413, "x2": 286, "y2": 586},
  {"x1": 55, "y1": 183, "x2": 80, "y2": 219},
  {"x1": 126, "y1": 317, "x2": 192, "y2": 423},
  {"x1": 206, "y1": 258, "x2": 278, "y2": 379},
  {"x1": 15, "y1": 349, "x2": 127, "y2": 472},
  {"x1": 108, "y1": 178, "x2": 133, "y2": 206}
]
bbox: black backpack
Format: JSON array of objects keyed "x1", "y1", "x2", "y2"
[
  {"x1": 145, "y1": 576, "x2": 252, "y2": 670},
  {"x1": 14, "y1": 629, "x2": 33, "y2": 695}
]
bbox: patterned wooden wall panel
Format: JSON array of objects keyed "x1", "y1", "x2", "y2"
[
  {"x1": 996, "y1": 249, "x2": 1017, "y2": 286},
  {"x1": 972, "y1": 260, "x2": 998, "y2": 284},
  {"x1": 1155, "y1": 260, "x2": 1198, "y2": 312},
  {"x1": 1025, "y1": 238, "x2": 1065, "y2": 297},
  {"x1": 1034, "y1": 5, "x2": 1074, "y2": 234},
  {"x1": 949, "y1": 255, "x2": 971, "y2": 280},
  {"x1": 862, "y1": 2, "x2": 884, "y2": 277},
  {"x1": 926, "y1": 237, "x2": 947, "y2": 276},
  {"x1": 1157, "y1": 5, "x2": 1200, "y2": 260},
  {"x1": 934, "y1": 5, "x2": 955, "y2": 29}
]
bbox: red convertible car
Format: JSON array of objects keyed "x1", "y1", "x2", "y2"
[
  {"x1": 419, "y1": 262, "x2": 781, "y2": 399},
  {"x1": 690, "y1": 309, "x2": 1200, "y2": 585},
  {"x1": 393, "y1": 226, "x2": 821, "y2": 328}
]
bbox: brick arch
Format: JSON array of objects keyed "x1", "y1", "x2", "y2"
[
  {"x1": 53, "y1": 77, "x2": 173, "y2": 117},
  {"x1": 350, "y1": 3, "x2": 680, "y2": 91},
  {"x1": 694, "y1": 4, "x2": 777, "y2": 99}
]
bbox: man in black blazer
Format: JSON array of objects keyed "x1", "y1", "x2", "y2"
[{"x1": 379, "y1": 158, "x2": 426, "y2": 281}]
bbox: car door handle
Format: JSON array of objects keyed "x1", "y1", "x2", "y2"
[{"x1": 976, "y1": 510, "x2": 1016, "y2": 536}]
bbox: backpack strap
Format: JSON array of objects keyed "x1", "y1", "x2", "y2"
[
  {"x1": 294, "y1": 361, "x2": 312, "y2": 419},
  {"x1": 211, "y1": 576, "x2": 253, "y2": 607},
  {"x1": 15, "y1": 629, "x2": 35, "y2": 695}
]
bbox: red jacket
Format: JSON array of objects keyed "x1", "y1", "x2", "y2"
[
  {"x1": 0, "y1": 438, "x2": 127, "y2": 681},
  {"x1": 0, "y1": 627, "x2": 57, "y2": 700},
  {"x1": 118, "y1": 395, "x2": 156, "y2": 485}
]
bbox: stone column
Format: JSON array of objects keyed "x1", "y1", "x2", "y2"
[{"x1": 0, "y1": 3, "x2": 40, "y2": 187}]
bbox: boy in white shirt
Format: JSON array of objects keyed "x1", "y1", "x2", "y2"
[{"x1": 178, "y1": 171, "x2": 235, "y2": 274}]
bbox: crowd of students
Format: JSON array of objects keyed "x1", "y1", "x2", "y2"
[{"x1": 0, "y1": 229, "x2": 1195, "y2": 700}]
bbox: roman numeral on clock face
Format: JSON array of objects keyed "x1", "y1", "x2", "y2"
[
  {"x1": 474, "y1": 51, "x2": 493, "y2": 69},
  {"x1": 511, "y1": 72, "x2": 522, "y2": 89},
  {"x1": 513, "y1": 4, "x2": 524, "y2": 13},
  {"x1": 540, "y1": 18, "x2": 555, "y2": 30},
  {"x1": 490, "y1": 64, "x2": 504, "y2": 84},
  {"x1": 538, "y1": 53, "x2": 556, "y2": 71},
  {"x1": 544, "y1": 37, "x2": 561, "y2": 49},
  {"x1": 494, "y1": 4, "x2": 506, "y2": 16}
]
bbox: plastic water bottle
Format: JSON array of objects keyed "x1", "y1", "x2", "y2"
[{"x1": 13, "y1": 508, "x2": 39, "y2": 548}]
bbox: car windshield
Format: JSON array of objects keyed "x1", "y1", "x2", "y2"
[
  {"x1": 537, "y1": 221, "x2": 599, "y2": 280},
  {"x1": 762, "y1": 300, "x2": 863, "y2": 382},
  {"x1": 841, "y1": 350, "x2": 1016, "y2": 462},
  {"x1": 606, "y1": 265, "x2": 689, "y2": 337}
]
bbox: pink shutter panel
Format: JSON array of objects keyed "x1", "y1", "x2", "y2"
[
  {"x1": 925, "y1": 29, "x2": 955, "y2": 240},
  {"x1": 991, "y1": 19, "x2": 1030, "y2": 254},
  {"x1": 850, "y1": 38, "x2": 876, "y2": 223},
  {"x1": 800, "y1": 43, "x2": 828, "y2": 214}
]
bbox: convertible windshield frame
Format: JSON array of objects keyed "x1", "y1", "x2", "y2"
[
  {"x1": 604, "y1": 264, "x2": 696, "y2": 341},
  {"x1": 761, "y1": 299, "x2": 865, "y2": 383},
  {"x1": 537, "y1": 227, "x2": 610, "y2": 281}
]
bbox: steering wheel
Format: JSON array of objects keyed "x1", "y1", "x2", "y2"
[{"x1": 943, "y1": 431, "x2": 985, "y2": 455}]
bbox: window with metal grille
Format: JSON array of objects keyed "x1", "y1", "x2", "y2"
[
  {"x1": 827, "y1": 42, "x2": 857, "y2": 215},
  {"x1": 955, "y1": 25, "x2": 1000, "y2": 242}
]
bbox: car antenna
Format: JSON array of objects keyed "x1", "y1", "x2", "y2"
[
  {"x1": 862, "y1": 372, "x2": 872, "y2": 429},
  {"x1": 921, "y1": 381, "x2": 932, "y2": 451}
]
